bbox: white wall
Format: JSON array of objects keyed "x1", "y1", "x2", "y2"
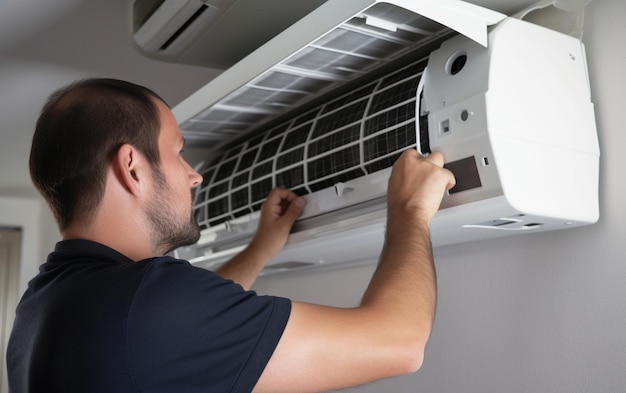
[
  {"x1": 0, "y1": 196, "x2": 58, "y2": 294},
  {"x1": 252, "y1": 0, "x2": 626, "y2": 391}
]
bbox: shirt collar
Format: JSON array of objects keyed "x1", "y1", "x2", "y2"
[{"x1": 49, "y1": 239, "x2": 134, "y2": 265}]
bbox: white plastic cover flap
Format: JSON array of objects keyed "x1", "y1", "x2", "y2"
[
  {"x1": 386, "y1": 0, "x2": 505, "y2": 46},
  {"x1": 173, "y1": 0, "x2": 506, "y2": 148}
]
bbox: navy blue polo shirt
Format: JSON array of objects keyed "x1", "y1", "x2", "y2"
[{"x1": 7, "y1": 239, "x2": 291, "y2": 393}]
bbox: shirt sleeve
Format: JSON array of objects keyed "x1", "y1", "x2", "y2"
[{"x1": 127, "y1": 257, "x2": 291, "y2": 393}]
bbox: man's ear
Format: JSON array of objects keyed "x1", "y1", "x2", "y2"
[{"x1": 113, "y1": 143, "x2": 147, "y2": 197}]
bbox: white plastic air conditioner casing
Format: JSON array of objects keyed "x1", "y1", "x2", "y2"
[
  {"x1": 131, "y1": 0, "x2": 327, "y2": 69},
  {"x1": 424, "y1": 18, "x2": 599, "y2": 247},
  {"x1": 172, "y1": 5, "x2": 599, "y2": 274}
]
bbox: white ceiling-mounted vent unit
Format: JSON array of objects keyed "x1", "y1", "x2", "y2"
[
  {"x1": 172, "y1": 0, "x2": 599, "y2": 274},
  {"x1": 131, "y1": 0, "x2": 328, "y2": 69}
]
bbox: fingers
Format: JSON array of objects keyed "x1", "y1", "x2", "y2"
[
  {"x1": 263, "y1": 188, "x2": 306, "y2": 219},
  {"x1": 251, "y1": 188, "x2": 306, "y2": 260},
  {"x1": 260, "y1": 188, "x2": 306, "y2": 237},
  {"x1": 428, "y1": 152, "x2": 456, "y2": 191},
  {"x1": 399, "y1": 150, "x2": 456, "y2": 190},
  {"x1": 388, "y1": 149, "x2": 456, "y2": 223},
  {"x1": 424, "y1": 151, "x2": 444, "y2": 167},
  {"x1": 282, "y1": 194, "x2": 306, "y2": 223},
  {"x1": 400, "y1": 150, "x2": 445, "y2": 171}
]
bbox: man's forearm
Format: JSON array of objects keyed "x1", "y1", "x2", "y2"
[{"x1": 361, "y1": 216, "x2": 437, "y2": 347}]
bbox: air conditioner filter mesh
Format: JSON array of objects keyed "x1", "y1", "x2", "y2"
[{"x1": 194, "y1": 56, "x2": 430, "y2": 229}]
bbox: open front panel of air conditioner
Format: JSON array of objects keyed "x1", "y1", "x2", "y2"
[
  {"x1": 173, "y1": 0, "x2": 506, "y2": 147},
  {"x1": 172, "y1": 2, "x2": 599, "y2": 274}
]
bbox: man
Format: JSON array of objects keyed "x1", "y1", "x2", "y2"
[{"x1": 7, "y1": 78, "x2": 455, "y2": 392}]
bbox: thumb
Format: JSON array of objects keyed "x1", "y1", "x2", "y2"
[{"x1": 279, "y1": 197, "x2": 306, "y2": 226}]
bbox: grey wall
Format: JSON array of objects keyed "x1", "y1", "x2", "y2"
[{"x1": 252, "y1": 0, "x2": 626, "y2": 391}]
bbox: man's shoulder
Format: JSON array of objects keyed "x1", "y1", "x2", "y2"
[{"x1": 134, "y1": 255, "x2": 239, "y2": 299}]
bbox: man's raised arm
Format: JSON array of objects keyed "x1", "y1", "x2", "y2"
[{"x1": 254, "y1": 150, "x2": 456, "y2": 393}]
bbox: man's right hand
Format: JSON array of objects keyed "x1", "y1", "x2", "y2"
[{"x1": 387, "y1": 149, "x2": 456, "y2": 229}]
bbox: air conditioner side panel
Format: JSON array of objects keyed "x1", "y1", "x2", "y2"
[
  {"x1": 485, "y1": 18, "x2": 599, "y2": 222},
  {"x1": 423, "y1": 17, "x2": 599, "y2": 224}
]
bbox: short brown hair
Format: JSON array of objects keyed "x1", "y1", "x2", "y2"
[{"x1": 29, "y1": 78, "x2": 166, "y2": 231}]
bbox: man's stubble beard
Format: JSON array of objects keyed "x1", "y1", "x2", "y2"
[{"x1": 146, "y1": 167, "x2": 201, "y2": 255}]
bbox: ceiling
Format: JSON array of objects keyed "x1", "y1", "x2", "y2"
[{"x1": 0, "y1": 0, "x2": 537, "y2": 199}]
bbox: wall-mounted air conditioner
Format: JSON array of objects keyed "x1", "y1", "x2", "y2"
[
  {"x1": 131, "y1": 0, "x2": 327, "y2": 69},
  {"x1": 171, "y1": 0, "x2": 599, "y2": 274}
]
